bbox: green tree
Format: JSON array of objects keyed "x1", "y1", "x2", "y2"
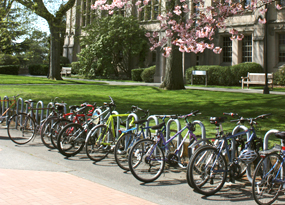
[
  {"x1": 15, "y1": 30, "x2": 49, "y2": 66},
  {"x1": 16, "y1": 0, "x2": 75, "y2": 80},
  {"x1": 0, "y1": 1, "x2": 30, "y2": 54},
  {"x1": 78, "y1": 15, "x2": 148, "y2": 79}
]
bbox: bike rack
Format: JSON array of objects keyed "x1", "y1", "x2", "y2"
[
  {"x1": 263, "y1": 129, "x2": 281, "y2": 150},
  {"x1": 1, "y1": 96, "x2": 9, "y2": 124},
  {"x1": 112, "y1": 110, "x2": 120, "y2": 138},
  {"x1": 231, "y1": 125, "x2": 250, "y2": 161},
  {"x1": 17, "y1": 98, "x2": 24, "y2": 115},
  {"x1": 145, "y1": 115, "x2": 160, "y2": 137},
  {"x1": 46, "y1": 102, "x2": 54, "y2": 118},
  {"x1": 36, "y1": 101, "x2": 45, "y2": 124},
  {"x1": 165, "y1": 118, "x2": 182, "y2": 156},
  {"x1": 125, "y1": 113, "x2": 138, "y2": 134}
]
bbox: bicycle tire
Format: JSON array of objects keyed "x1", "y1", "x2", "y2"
[
  {"x1": 188, "y1": 146, "x2": 227, "y2": 196},
  {"x1": 114, "y1": 133, "x2": 136, "y2": 171},
  {"x1": 186, "y1": 144, "x2": 213, "y2": 188},
  {"x1": 128, "y1": 138, "x2": 165, "y2": 183},
  {"x1": 252, "y1": 153, "x2": 282, "y2": 205},
  {"x1": 40, "y1": 116, "x2": 59, "y2": 149},
  {"x1": 51, "y1": 119, "x2": 72, "y2": 149},
  {"x1": 57, "y1": 123, "x2": 85, "y2": 157},
  {"x1": 85, "y1": 124, "x2": 115, "y2": 162},
  {"x1": 7, "y1": 113, "x2": 36, "y2": 145}
]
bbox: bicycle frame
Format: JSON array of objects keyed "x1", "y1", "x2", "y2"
[
  {"x1": 0, "y1": 97, "x2": 17, "y2": 120},
  {"x1": 209, "y1": 127, "x2": 256, "y2": 174}
]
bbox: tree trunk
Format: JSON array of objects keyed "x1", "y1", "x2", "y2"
[
  {"x1": 160, "y1": 44, "x2": 185, "y2": 90},
  {"x1": 49, "y1": 22, "x2": 62, "y2": 80}
]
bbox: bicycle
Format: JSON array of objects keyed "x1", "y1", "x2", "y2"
[
  {"x1": 56, "y1": 96, "x2": 116, "y2": 158},
  {"x1": 114, "y1": 106, "x2": 151, "y2": 170},
  {"x1": 84, "y1": 105, "x2": 141, "y2": 162},
  {"x1": 252, "y1": 132, "x2": 285, "y2": 205},
  {"x1": 128, "y1": 110, "x2": 201, "y2": 183},
  {"x1": 41, "y1": 102, "x2": 95, "y2": 149},
  {"x1": 7, "y1": 99, "x2": 57, "y2": 145},
  {"x1": 0, "y1": 94, "x2": 19, "y2": 124},
  {"x1": 187, "y1": 113, "x2": 271, "y2": 196}
]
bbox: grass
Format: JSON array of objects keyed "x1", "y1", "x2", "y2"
[
  {"x1": 0, "y1": 74, "x2": 106, "y2": 85},
  {"x1": 1, "y1": 74, "x2": 284, "y2": 147}
]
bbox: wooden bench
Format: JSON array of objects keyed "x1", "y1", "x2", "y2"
[
  {"x1": 240, "y1": 72, "x2": 273, "y2": 89},
  {"x1": 60, "y1": 67, "x2": 72, "y2": 77},
  {"x1": 191, "y1": 70, "x2": 207, "y2": 86}
]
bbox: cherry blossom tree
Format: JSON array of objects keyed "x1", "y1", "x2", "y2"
[{"x1": 91, "y1": 0, "x2": 282, "y2": 89}]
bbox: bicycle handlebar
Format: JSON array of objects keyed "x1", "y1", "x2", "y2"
[
  {"x1": 223, "y1": 112, "x2": 239, "y2": 117},
  {"x1": 230, "y1": 113, "x2": 272, "y2": 125},
  {"x1": 131, "y1": 105, "x2": 149, "y2": 119}
]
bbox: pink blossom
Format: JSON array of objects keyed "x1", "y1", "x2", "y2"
[
  {"x1": 163, "y1": 47, "x2": 172, "y2": 57},
  {"x1": 143, "y1": 0, "x2": 150, "y2": 5},
  {"x1": 153, "y1": 31, "x2": 158, "y2": 38},
  {"x1": 213, "y1": 47, "x2": 222, "y2": 54},
  {"x1": 166, "y1": 30, "x2": 173, "y2": 37},
  {"x1": 145, "y1": 32, "x2": 151, "y2": 37},
  {"x1": 174, "y1": 6, "x2": 182, "y2": 16},
  {"x1": 180, "y1": 0, "x2": 185, "y2": 2},
  {"x1": 135, "y1": 1, "x2": 141, "y2": 6},
  {"x1": 109, "y1": 10, "x2": 114, "y2": 14},
  {"x1": 259, "y1": 18, "x2": 266, "y2": 24},
  {"x1": 237, "y1": 34, "x2": 244, "y2": 40},
  {"x1": 259, "y1": 8, "x2": 267, "y2": 15},
  {"x1": 229, "y1": 28, "x2": 238, "y2": 35},
  {"x1": 276, "y1": 4, "x2": 282, "y2": 10}
]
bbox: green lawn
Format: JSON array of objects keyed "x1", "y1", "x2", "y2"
[{"x1": 1, "y1": 74, "x2": 284, "y2": 147}]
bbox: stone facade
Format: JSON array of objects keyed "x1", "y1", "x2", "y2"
[{"x1": 63, "y1": 0, "x2": 285, "y2": 83}]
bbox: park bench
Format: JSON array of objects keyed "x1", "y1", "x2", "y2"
[
  {"x1": 240, "y1": 72, "x2": 273, "y2": 89},
  {"x1": 60, "y1": 67, "x2": 72, "y2": 77},
  {"x1": 191, "y1": 70, "x2": 207, "y2": 86}
]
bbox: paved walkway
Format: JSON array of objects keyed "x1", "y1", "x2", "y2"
[{"x1": 0, "y1": 168, "x2": 156, "y2": 205}]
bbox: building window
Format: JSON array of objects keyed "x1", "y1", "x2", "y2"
[
  {"x1": 139, "y1": 0, "x2": 160, "y2": 21},
  {"x1": 223, "y1": 36, "x2": 232, "y2": 63},
  {"x1": 242, "y1": 35, "x2": 252, "y2": 62},
  {"x1": 279, "y1": 34, "x2": 285, "y2": 62}
]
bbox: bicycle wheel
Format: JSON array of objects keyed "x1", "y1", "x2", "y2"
[
  {"x1": 114, "y1": 133, "x2": 136, "y2": 171},
  {"x1": 128, "y1": 139, "x2": 165, "y2": 183},
  {"x1": 188, "y1": 146, "x2": 227, "y2": 196},
  {"x1": 57, "y1": 123, "x2": 85, "y2": 157},
  {"x1": 7, "y1": 113, "x2": 36, "y2": 145},
  {"x1": 51, "y1": 119, "x2": 71, "y2": 149},
  {"x1": 40, "y1": 116, "x2": 59, "y2": 149},
  {"x1": 85, "y1": 124, "x2": 115, "y2": 162},
  {"x1": 252, "y1": 153, "x2": 282, "y2": 205}
]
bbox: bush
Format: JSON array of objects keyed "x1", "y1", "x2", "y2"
[
  {"x1": 0, "y1": 54, "x2": 19, "y2": 65},
  {"x1": 131, "y1": 68, "x2": 144, "y2": 81},
  {"x1": 274, "y1": 66, "x2": 285, "y2": 85},
  {"x1": 28, "y1": 64, "x2": 49, "y2": 76},
  {"x1": 71, "y1": 62, "x2": 81, "y2": 75},
  {"x1": 0, "y1": 65, "x2": 19, "y2": 75},
  {"x1": 141, "y1": 66, "x2": 156, "y2": 82},
  {"x1": 186, "y1": 62, "x2": 264, "y2": 86},
  {"x1": 60, "y1": 56, "x2": 70, "y2": 66}
]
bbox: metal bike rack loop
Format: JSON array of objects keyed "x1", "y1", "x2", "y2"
[
  {"x1": 46, "y1": 102, "x2": 54, "y2": 118},
  {"x1": 146, "y1": 115, "x2": 159, "y2": 137},
  {"x1": 2, "y1": 96, "x2": 9, "y2": 124},
  {"x1": 263, "y1": 129, "x2": 281, "y2": 150},
  {"x1": 36, "y1": 101, "x2": 45, "y2": 123},
  {"x1": 231, "y1": 125, "x2": 250, "y2": 161},
  {"x1": 126, "y1": 113, "x2": 138, "y2": 134},
  {"x1": 17, "y1": 97, "x2": 24, "y2": 115},
  {"x1": 166, "y1": 118, "x2": 181, "y2": 155},
  {"x1": 112, "y1": 110, "x2": 120, "y2": 138}
]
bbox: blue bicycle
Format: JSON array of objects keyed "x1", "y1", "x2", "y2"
[
  {"x1": 252, "y1": 131, "x2": 285, "y2": 205},
  {"x1": 187, "y1": 113, "x2": 271, "y2": 196}
]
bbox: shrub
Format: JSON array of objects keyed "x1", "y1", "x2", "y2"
[
  {"x1": 28, "y1": 64, "x2": 49, "y2": 75},
  {"x1": 186, "y1": 62, "x2": 264, "y2": 86},
  {"x1": 0, "y1": 65, "x2": 19, "y2": 75},
  {"x1": 60, "y1": 56, "x2": 70, "y2": 66},
  {"x1": 71, "y1": 62, "x2": 81, "y2": 75},
  {"x1": 131, "y1": 68, "x2": 144, "y2": 81},
  {"x1": 141, "y1": 65, "x2": 156, "y2": 82},
  {"x1": 274, "y1": 66, "x2": 285, "y2": 85},
  {"x1": 0, "y1": 54, "x2": 19, "y2": 65}
]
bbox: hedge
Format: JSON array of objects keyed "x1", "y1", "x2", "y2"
[
  {"x1": 141, "y1": 65, "x2": 156, "y2": 82},
  {"x1": 131, "y1": 68, "x2": 144, "y2": 81},
  {"x1": 186, "y1": 62, "x2": 264, "y2": 86},
  {"x1": 0, "y1": 54, "x2": 19, "y2": 65},
  {"x1": 0, "y1": 65, "x2": 20, "y2": 75},
  {"x1": 274, "y1": 66, "x2": 285, "y2": 85},
  {"x1": 28, "y1": 64, "x2": 49, "y2": 76}
]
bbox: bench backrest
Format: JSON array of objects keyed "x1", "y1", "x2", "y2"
[
  {"x1": 62, "y1": 67, "x2": 72, "y2": 71},
  {"x1": 248, "y1": 72, "x2": 273, "y2": 83}
]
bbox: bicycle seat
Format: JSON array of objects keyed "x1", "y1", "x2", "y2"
[
  {"x1": 210, "y1": 117, "x2": 227, "y2": 125},
  {"x1": 275, "y1": 131, "x2": 285, "y2": 140},
  {"x1": 24, "y1": 100, "x2": 36, "y2": 103},
  {"x1": 133, "y1": 119, "x2": 147, "y2": 125},
  {"x1": 151, "y1": 122, "x2": 165, "y2": 130}
]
